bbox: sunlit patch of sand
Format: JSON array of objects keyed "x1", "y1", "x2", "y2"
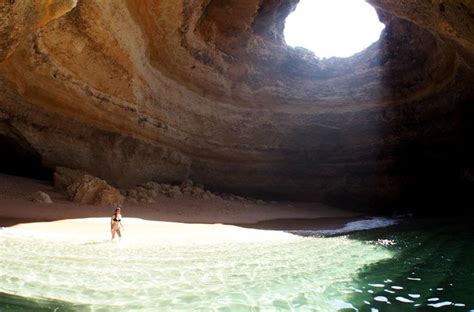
[{"x1": 6, "y1": 218, "x2": 299, "y2": 245}]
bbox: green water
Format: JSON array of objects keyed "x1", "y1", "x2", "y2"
[
  {"x1": 0, "y1": 219, "x2": 473, "y2": 311},
  {"x1": 343, "y1": 219, "x2": 474, "y2": 311}
]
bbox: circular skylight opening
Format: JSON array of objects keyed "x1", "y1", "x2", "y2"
[{"x1": 284, "y1": 0, "x2": 385, "y2": 58}]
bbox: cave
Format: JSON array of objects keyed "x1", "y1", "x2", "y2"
[
  {"x1": 2, "y1": 1, "x2": 474, "y2": 310},
  {"x1": 0, "y1": 135, "x2": 49, "y2": 180},
  {"x1": 0, "y1": 123, "x2": 52, "y2": 180},
  {"x1": 0, "y1": 0, "x2": 474, "y2": 214}
]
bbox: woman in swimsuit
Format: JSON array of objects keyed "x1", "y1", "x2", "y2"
[{"x1": 111, "y1": 206, "x2": 124, "y2": 240}]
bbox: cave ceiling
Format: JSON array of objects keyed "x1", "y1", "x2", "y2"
[{"x1": 1, "y1": 0, "x2": 473, "y2": 210}]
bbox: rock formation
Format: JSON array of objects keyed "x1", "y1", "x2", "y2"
[
  {"x1": 126, "y1": 179, "x2": 219, "y2": 203},
  {"x1": 1, "y1": 1, "x2": 473, "y2": 212},
  {"x1": 30, "y1": 191, "x2": 53, "y2": 204},
  {"x1": 54, "y1": 167, "x2": 124, "y2": 206}
]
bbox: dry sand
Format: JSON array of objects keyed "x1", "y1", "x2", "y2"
[
  {"x1": 7, "y1": 218, "x2": 299, "y2": 245},
  {"x1": 0, "y1": 173, "x2": 363, "y2": 234}
]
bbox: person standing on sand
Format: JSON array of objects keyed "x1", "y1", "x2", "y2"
[{"x1": 111, "y1": 206, "x2": 124, "y2": 240}]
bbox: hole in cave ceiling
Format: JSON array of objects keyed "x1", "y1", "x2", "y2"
[{"x1": 284, "y1": 0, "x2": 385, "y2": 58}]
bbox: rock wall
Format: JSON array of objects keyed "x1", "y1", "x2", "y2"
[{"x1": 1, "y1": 0, "x2": 473, "y2": 212}]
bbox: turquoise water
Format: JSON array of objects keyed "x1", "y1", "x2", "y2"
[
  {"x1": 0, "y1": 219, "x2": 473, "y2": 311},
  {"x1": 344, "y1": 219, "x2": 474, "y2": 311}
]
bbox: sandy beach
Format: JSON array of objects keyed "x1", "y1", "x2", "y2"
[
  {"x1": 5, "y1": 218, "x2": 302, "y2": 246},
  {"x1": 0, "y1": 173, "x2": 363, "y2": 235}
]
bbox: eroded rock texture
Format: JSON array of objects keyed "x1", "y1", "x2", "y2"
[{"x1": 1, "y1": 0, "x2": 473, "y2": 212}]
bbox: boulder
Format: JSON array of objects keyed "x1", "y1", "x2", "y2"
[
  {"x1": 54, "y1": 167, "x2": 124, "y2": 206},
  {"x1": 30, "y1": 191, "x2": 53, "y2": 204},
  {"x1": 67, "y1": 175, "x2": 124, "y2": 206},
  {"x1": 54, "y1": 166, "x2": 87, "y2": 192},
  {"x1": 141, "y1": 181, "x2": 161, "y2": 190},
  {"x1": 148, "y1": 189, "x2": 158, "y2": 198},
  {"x1": 125, "y1": 186, "x2": 157, "y2": 203},
  {"x1": 181, "y1": 186, "x2": 193, "y2": 195},
  {"x1": 200, "y1": 192, "x2": 211, "y2": 200},
  {"x1": 160, "y1": 184, "x2": 172, "y2": 191},
  {"x1": 168, "y1": 185, "x2": 182, "y2": 198},
  {"x1": 191, "y1": 186, "x2": 205, "y2": 196},
  {"x1": 93, "y1": 184, "x2": 125, "y2": 206}
]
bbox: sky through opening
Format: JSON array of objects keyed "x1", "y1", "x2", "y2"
[{"x1": 284, "y1": 0, "x2": 385, "y2": 58}]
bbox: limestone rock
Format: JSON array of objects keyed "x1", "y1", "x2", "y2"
[
  {"x1": 181, "y1": 187, "x2": 193, "y2": 195},
  {"x1": 126, "y1": 185, "x2": 158, "y2": 203},
  {"x1": 54, "y1": 167, "x2": 124, "y2": 206},
  {"x1": 66, "y1": 175, "x2": 124, "y2": 206},
  {"x1": 125, "y1": 178, "x2": 254, "y2": 203},
  {"x1": 191, "y1": 186, "x2": 205, "y2": 196},
  {"x1": 200, "y1": 191, "x2": 213, "y2": 200},
  {"x1": 93, "y1": 185, "x2": 124, "y2": 206},
  {"x1": 141, "y1": 181, "x2": 161, "y2": 190},
  {"x1": 160, "y1": 184, "x2": 172, "y2": 191},
  {"x1": 54, "y1": 167, "x2": 87, "y2": 192},
  {"x1": 168, "y1": 186, "x2": 182, "y2": 198},
  {"x1": 1, "y1": 1, "x2": 473, "y2": 212},
  {"x1": 30, "y1": 191, "x2": 53, "y2": 204}
]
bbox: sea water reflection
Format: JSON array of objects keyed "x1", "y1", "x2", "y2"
[{"x1": 0, "y1": 218, "x2": 472, "y2": 311}]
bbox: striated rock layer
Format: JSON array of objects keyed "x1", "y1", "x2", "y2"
[{"x1": 1, "y1": 0, "x2": 474, "y2": 212}]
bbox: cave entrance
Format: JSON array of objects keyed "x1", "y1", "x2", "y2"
[
  {"x1": 284, "y1": 0, "x2": 385, "y2": 58},
  {"x1": 0, "y1": 128, "x2": 53, "y2": 180}
]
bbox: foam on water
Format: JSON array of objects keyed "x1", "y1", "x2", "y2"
[{"x1": 290, "y1": 217, "x2": 397, "y2": 236}]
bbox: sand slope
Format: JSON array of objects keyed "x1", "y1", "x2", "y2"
[{"x1": 0, "y1": 174, "x2": 361, "y2": 228}]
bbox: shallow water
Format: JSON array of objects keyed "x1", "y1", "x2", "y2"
[{"x1": 0, "y1": 219, "x2": 473, "y2": 311}]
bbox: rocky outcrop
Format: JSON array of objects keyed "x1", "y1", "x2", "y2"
[
  {"x1": 66, "y1": 175, "x2": 124, "y2": 206},
  {"x1": 0, "y1": 0, "x2": 77, "y2": 63},
  {"x1": 124, "y1": 179, "x2": 265, "y2": 204},
  {"x1": 125, "y1": 179, "x2": 218, "y2": 203},
  {"x1": 53, "y1": 167, "x2": 85, "y2": 191},
  {"x1": 30, "y1": 191, "x2": 52, "y2": 204},
  {"x1": 54, "y1": 167, "x2": 124, "y2": 206},
  {"x1": 1, "y1": 1, "x2": 474, "y2": 212}
]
